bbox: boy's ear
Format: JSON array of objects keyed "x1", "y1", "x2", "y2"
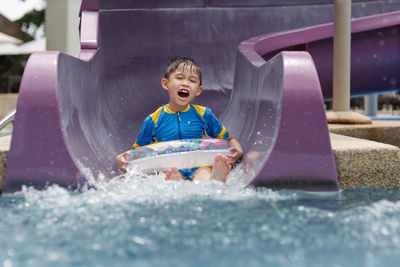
[
  {"x1": 161, "y1": 78, "x2": 169, "y2": 91},
  {"x1": 196, "y1": 86, "x2": 203, "y2": 96}
]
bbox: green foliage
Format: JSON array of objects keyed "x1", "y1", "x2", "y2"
[
  {"x1": 0, "y1": 55, "x2": 29, "y2": 76},
  {"x1": 0, "y1": 55, "x2": 29, "y2": 93},
  {"x1": 15, "y1": 9, "x2": 45, "y2": 39}
]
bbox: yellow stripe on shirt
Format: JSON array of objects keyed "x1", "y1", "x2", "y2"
[
  {"x1": 216, "y1": 126, "x2": 227, "y2": 139},
  {"x1": 192, "y1": 104, "x2": 206, "y2": 118},
  {"x1": 150, "y1": 106, "x2": 164, "y2": 124},
  {"x1": 133, "y1": 142, "x2": 141, "y2": 148}
]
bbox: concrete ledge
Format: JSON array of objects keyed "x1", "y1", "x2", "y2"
[
  {"x1": 0, "y1": 135, "x2": 11, "y2": 193},
  {"x1": 329, "y1": 121, "x2": 400, "y2": 148},
  {"x1": 331, "y1": 133, "x2": 400, "y2": 189},
  {"x1": 326, "y1": 110, "x2": 372, "y2": 124}
]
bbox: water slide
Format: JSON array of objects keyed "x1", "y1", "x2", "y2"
[{"x1": 3, "y1": 0, "x2": 400, "y2": 193}]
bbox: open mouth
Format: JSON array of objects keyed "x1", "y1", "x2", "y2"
[{"x1": 178, "y1": 89, "x2": 190, "y2": 98}]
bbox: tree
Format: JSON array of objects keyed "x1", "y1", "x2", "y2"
[
  {"x1": 14, "y1": 0, "x2": 45, "y2": 39},
  {"x1": 0, "y1": 1, "x2": 45, "y2": 93},
  {"x1": 15, "y1": 9, "x2": 45, "y2": 39}
]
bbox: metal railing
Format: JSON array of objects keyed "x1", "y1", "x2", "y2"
[{"x1": 0, "y1": 109, "x2": 16, "y2": 131}]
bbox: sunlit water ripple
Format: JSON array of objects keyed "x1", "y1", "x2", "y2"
[{"x1": 2, "y1": 168, "x2": 400, "y2": 266}]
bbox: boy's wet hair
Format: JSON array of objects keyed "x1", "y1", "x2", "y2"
[{"x1": 165, "y1": 57, "x2": 202, "y2": 85}]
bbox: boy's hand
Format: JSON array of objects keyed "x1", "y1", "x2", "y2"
[
  {"x1": 227, "y1": 147, "x2": 243, "y2": 166},
  {"x1": 116, "y1": 151, "x2": 130, "y2": 173}
]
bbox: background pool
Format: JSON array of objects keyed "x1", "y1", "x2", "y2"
[{"x1": 1, "y1": 169, "x2": 400, "y2": 267}]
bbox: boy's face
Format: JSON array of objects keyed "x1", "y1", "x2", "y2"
[{"x1": 161, "y1": 63, "x2": 203, "y2": 112}]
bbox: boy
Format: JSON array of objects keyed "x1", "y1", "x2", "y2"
[{"x1": 116, "y1": 57, "x2": 243, "y2": 182}]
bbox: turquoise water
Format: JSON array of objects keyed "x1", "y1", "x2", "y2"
[{"x1": 2, "y1": 168, "x2": 400, "y2": 266}]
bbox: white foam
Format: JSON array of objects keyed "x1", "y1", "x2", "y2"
[{"x1": 14, "y1": 165, "x2": 288, "y2": 213}]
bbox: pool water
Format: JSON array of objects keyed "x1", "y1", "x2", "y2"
[{"x1": 2, "y1": 168, "x2": 400, "y2": 267}]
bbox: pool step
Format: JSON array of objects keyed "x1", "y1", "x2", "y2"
[
  {"x1": 329, "y1": 121, "x2": 400, "y2": 189},
  {"x1": 330, "y1": 133, "x2": 400, "y2": 189}
]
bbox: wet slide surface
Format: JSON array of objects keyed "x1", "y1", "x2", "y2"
[{"x1": 3, "y1": 0, "x2": 400, "y2": 192}]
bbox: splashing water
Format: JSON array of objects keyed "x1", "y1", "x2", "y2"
[{"x1": 2, "y1": 168, "x2": 400, "y2": 267}]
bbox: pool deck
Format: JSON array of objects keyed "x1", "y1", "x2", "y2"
[{"x1": 2, "y1": 120, "x2": 400, "y2": 191}]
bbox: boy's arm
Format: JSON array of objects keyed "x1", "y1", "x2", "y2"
[
  {"x1": 227, "y1": 135, "x2": 243, "y2": 166},
  {"x1": 202, "y1": 108, "x2": 243, "y2": 165},
  {"x1": 116, "y1": 115, "x2": 155, "y2": 173}
]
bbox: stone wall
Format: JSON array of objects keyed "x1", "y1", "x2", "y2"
[
  {"x1": 0, "y1": 135, "x2": 11, "y2": 193},
  {"x1": 0, "y1": 93, "x2": 17, "y2": 117}
]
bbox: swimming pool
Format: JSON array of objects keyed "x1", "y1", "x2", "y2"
[{"x1": 1, "y1": 169, "x2": 400, "y2": 267}]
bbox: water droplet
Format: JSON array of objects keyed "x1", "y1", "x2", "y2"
[
  {"x1": 3, "y1": 259, "x2": 13, "y2": 267},
  {"x1": 7, "y1": 249, "x2": 15, "y2": 257},
  {"x1": 132, "y1": 236, "x2": 147, "y2": 245},
  {"x1": 91, "y1": 243, "x2": 101, "y2": 250}
]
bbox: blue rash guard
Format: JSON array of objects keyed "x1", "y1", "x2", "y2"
[
  {"x1": 132, "y1": 104, "x2": 230, "y2": 179},
  {"x1": 133, "y1": 104, "x2": 229, "y2": 147}
]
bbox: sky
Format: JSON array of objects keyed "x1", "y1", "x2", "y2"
[{"x1": 0, "y1": 0, "x2": 46, "y2": 21}]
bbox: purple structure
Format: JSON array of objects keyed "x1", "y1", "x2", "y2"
[{"x1": 3, "y1": 1, "x2": 400, "y2": 193}]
